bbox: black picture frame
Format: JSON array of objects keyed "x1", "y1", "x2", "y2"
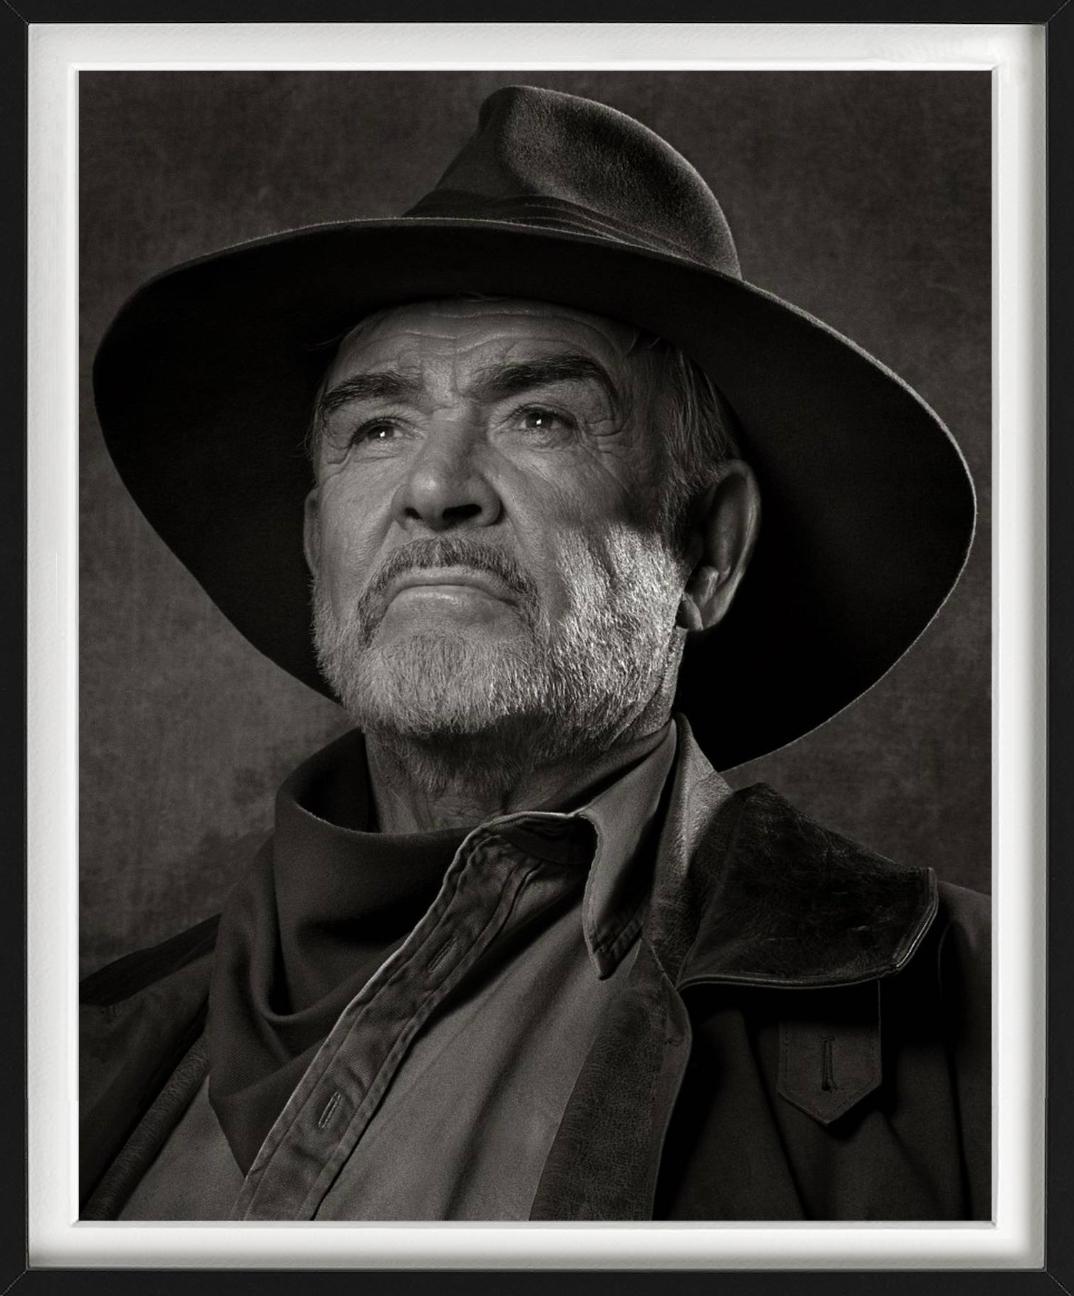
[{"x1": 6, "y1": 3, "x2": 1068, "y2": 1291}]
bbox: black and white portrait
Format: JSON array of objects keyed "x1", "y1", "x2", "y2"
[{"x1": 78, "y1": 70, "x2": 991, "y2": 1224}]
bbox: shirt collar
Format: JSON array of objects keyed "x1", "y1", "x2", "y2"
[
  {"x1": 436, "y1": 720, "x2": 679, "y2": 977},
  {"x1": 575, "y1": 721, "x2": 679, "y2": 973}
]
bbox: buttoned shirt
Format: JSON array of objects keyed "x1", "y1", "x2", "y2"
[{"x1": 121, "y1": 721, "x2": 693, "y2": 1220}]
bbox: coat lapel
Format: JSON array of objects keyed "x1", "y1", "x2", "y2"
[{"x1": 677, "y1": 782, "x2": 937, "y2": 990}]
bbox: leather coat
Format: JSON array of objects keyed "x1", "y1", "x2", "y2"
[{"x1": 80, "y1": 723, "x2": 990, "y2": 1220}]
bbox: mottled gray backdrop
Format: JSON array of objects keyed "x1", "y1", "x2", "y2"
[{"x1": 79, "y1": 71, "x2": 991, "y2": 976}]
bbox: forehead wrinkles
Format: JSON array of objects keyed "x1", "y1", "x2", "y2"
[{"x1": 328, "y1": 304, "x2": 642, "y2": 391}]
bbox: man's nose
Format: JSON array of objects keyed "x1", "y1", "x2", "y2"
[{"x1": 390, "y1": 421, "x2": 503, "y2": 532}]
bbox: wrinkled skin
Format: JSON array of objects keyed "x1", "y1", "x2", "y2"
[{"x1": 304, "y1": 298, "x2": 759, "y2": 829}]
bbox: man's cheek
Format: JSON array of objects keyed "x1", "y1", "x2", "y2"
[
  {"x1": 320, "y1": 533, "x2": 375, "y2": 615},
  {"x1": 533, "y1": 464, "x2": 640, "y2": 538}
]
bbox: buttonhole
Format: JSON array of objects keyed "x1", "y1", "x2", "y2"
[
  {"x1": 821, "y1": 1036, "x2": 837, "y2": 1092},
  {"x1": 317, "y1": 1090, "x2": 343, "y2": 1129},
  {"x1": 426, "y1": 936, "x2": 458, "y2": 976}
]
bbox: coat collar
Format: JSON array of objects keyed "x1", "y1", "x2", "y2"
[{"x1": 648, "y1": 717, "x2": 938, "y2": 991}]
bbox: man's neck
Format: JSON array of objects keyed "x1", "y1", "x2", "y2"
[{"x1": 365, "y1": 721, "x2": 672, "y2": 834}]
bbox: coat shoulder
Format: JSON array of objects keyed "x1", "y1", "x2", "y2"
[
  {"x1": 936, "y1": 879, "x2": 991, "y2": 951},
  {"x1": 81, "y1": 914, "x2": 221, "y2": 1006},
  {"x1": 80, "y1": 917, "x2": 220, "y2": 1206}
]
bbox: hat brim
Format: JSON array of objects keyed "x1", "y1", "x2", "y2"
[{"x1": 93, "y1": 218, "x2": 975, "y2": 769}]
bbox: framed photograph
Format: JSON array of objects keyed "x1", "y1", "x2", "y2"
[{"x1": 12, "y1": 9, "x2": 1066, "y2": 1290}]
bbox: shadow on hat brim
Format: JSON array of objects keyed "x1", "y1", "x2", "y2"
[{"x1": 93, "y1": 217, "x2": 976, "y2": 769}]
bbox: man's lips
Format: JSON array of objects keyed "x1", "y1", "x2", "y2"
[{"x1": 383, "y1": 566, "x2": 519, "y2": 607}]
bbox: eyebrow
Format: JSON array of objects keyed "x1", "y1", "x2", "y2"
[
  {"x1": 316, "y1": 371, "x2": 424, "y2": 421},
  {"x1": 469, "y1": 353, "x2": 621, "y2": 411},
  {"x1": 314, "y1": 352, "x2": 622, "y2": 429}
]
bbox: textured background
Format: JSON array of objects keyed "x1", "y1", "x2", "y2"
[{"x1": 79, "y1": 71, "x2": 991, "y2": 976}]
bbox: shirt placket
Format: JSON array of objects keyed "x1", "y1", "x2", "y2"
[{"x1": 230, "y1": 824, "x2": 573, "y2": 1221}]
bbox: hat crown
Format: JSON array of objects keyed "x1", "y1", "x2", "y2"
[{"x1": 405, "y1": 85, "x2": 741, "y2": 276}]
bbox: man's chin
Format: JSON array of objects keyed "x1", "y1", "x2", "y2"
[
  {"x1": 375, "y1": 590, "x2": 526, "y2": 642},
  {"x1": 368, "y1": 620, "x2": 527, "y2": 656},
  {"x1": 336, "y1": 632, "x2": 542, "y2": 741}
]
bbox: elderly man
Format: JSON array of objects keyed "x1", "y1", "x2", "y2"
[{"x1": 81, "y1": 85, "x2": 988, "y2": 1221}]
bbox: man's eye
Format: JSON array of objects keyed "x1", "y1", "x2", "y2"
[
  {"x1": 350, "y1": 419, "x2": 404, "y2": 448},
  {"x1": 512, "y1": 406, "x2": 579, "y2": 438}
]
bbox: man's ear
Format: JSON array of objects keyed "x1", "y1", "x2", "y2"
[
  {"x1": 677, "y1": 460, "x2": 761, "y2": 632},
  {"x1": 303, "y1": 486, "x2": 322, "y2": 576}
]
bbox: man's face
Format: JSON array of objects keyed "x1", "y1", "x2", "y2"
[{"x1": 305, "y1": 298, "x2": 690, "y2": 766}]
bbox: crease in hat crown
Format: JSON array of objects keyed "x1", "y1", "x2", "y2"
[{"x1": 404, "y1": 85, "x2": 742, "y2": 276}]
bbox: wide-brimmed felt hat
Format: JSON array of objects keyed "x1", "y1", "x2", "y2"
[{"x1": 94, "y1": 84, "x2": 975, "y2": 769}]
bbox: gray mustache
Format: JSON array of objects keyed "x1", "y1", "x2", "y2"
[{"x1": 354, "y1": 538, "x2": 540, "y2": 639}]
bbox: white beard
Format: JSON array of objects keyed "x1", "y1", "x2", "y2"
[{"x1": 312, "y1": 528, "x2": 686, "y2": 782}]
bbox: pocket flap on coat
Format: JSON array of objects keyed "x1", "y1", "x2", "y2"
[{"x1": 777, "y1": 982, "x2": 882, "y2": 1125}]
